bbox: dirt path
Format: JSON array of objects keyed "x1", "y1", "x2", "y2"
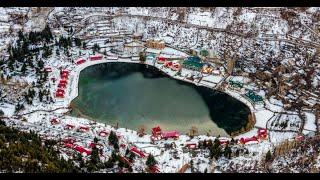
[{"x1": 16, "y1": 107, "x2": 68, "y2": 117}]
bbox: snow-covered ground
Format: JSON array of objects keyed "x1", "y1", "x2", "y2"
[
  {"x1": 255, "y1": 109, "x2": 274, "y2": 128},
  {"x1": 0, "y1": 103, "x2": 15, "y2": 117},
  {"x1": 1, "y1": 7, "x2": 319, "y2": 173}
]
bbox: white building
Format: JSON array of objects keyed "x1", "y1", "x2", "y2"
[{"x1": 123, "y1": 41, "x2": 144, "y2": 56}]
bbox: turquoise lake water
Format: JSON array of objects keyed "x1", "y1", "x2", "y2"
[{"x1": 70, "y1": 63, "x2": 250, "y2": 136}]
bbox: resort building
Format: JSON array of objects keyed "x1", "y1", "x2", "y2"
[
  {"x1": 202, "y1": 63, "x2": 214, "y2": 74},
  {"x1": 145, "y1": 48, "x2": 162, "y2": 56},
  {"x1": 146, "y1": 39, "x2": 165, "y2": 50},
  {"x1": 229, "y1": 79, "x2": 244, "y2": 90},
  {"x1": 182, "y1": 56, "x2": 203, "y2": 71},
  {"x1": 123, "y1": 41, "x2": 144, "y2": 56},
  {"x1": 245, "y1": 90, "x2": 263, "y2": 104}
]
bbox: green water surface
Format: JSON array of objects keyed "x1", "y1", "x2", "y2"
[{"x1": 70, "y1": 63, "x2": 250, "y2": 136}]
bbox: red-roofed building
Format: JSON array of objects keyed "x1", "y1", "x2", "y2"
[
  {"x1": 59, "y1": 79, "x2": 67, "y2": 84},
  {"x1": 78, "y1": 126, "x2": 89, "y2": 133},
  {"x1": 60, "y1": 70, "x2": 69, "y2": 79},
  {"x1": 50, "y1": 118, "x2": 60, "y2": 125},
  {"x1": 239, "y1": 136, "x2": 259, "y2": 144},
  {"x1": 61, "y1": 73, "x2": 69, "y2": 79},
  {"x1": 87, "y1": 142, "x2": 103, "y2": 149},
  {"x1": 148, "y1": 165, "x2": 160, "y2": 173},
  {"x1": 157, "y1": 56, "x2": 166, "y2": 64},
  {"x1": 64, "y1": 143, "x2": 74, "y2": 149},
  {"x1": 151, "y1": 126, "x2": 162, "y2": 141},
  {"x1": 74, "y1": 145, "x2": 91, "y2": 156},
  {"x1": 185, "y1": 143, "x2": 197, "y2": 149},
  {"x1": 162, "y1": 131, "x2": 180, "y2": 139},
  {"x1": 63, "y1": 137, "x2": 75, "y2": 144},
  {"x1": 119, "y1": 156, "x2": 132, "y2": 166},
  {"x1": 120, "y1": 143, "x2": 126, "y2": 149},
  {"x1": 56, "y1": 88, "x2": 65, "y2": 93},
  {"x1": 151, "y1": 126, "x2": 179, "y2": 140},
  {"x1": 58, "y1": 83, "x2": 67, "y2": 89},
  {"x1": 99, "y1": 130, "x2": 109, "y2": 137},
  {"x1": 88, "y1": 142, "x2": 96, "y2": 148},
  {"x1": 218, "y1": 138, "x2": 229, "y2": 145},
  {"x1": 130, "y1": 147, "x2": 145, "y2": 158},
  {"x1": 55, "y1": 91, "x2": 64, "y2": 98},
  {"x1": 44, "y1": 67, "x2": 52, "y2": 72},
  {"x1": 76, "y1": 58, "x2": 86, "y2": 65},
  {"x1": 257, "y1": 128, "x2": 268, "y2": 139},
  {"x1": 90, "y1": 54, "x2": 103, "y2": 61},
  {"x1": 61, "y1": 70, "x2": 69, "y2": 75},
  {"x1": 152, "y1": 126, "x2": 162, "y2": 136},
  {"x1": 164, "y1": 61, "x2": 173, "y2": 68},
  {"x1": 65, "y1": 124, "x2": 75, "y2": 130}
]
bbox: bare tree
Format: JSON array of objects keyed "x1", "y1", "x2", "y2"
[
  {"x1": 138, "y1": 124, "x2": 146, "y2": 137},
  {"x1": 189, "y1": 126, "x2": 198, "y2": 138}
]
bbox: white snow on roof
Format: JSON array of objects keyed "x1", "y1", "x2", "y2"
[
  {"x1": 303, "y1": 112, "x2": 317, "y2": 132},
  {"x1": 202, "y1": 75, "x2": 223, "y2": 84},
  {"x1": 145, "y1": 48, "x2": 161, "y2": 54}
]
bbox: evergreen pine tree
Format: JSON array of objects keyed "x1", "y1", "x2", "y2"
[
  {"x1": 74, "y1": 38, "x2": 81, "y2": 47},
  {"x1": 209, "y1": 139, "x2": 222, "y2": 159},
  {"x1": 56, "y1": 48, "x2": 60, "y2": 56},
  {"x1": 39, "y1": 90, "x2": 43, "y2": 102},
  {"x1": 114, "y1": 142, "x2": 119, "y2": 150},
  {"x1": 129, "y1": 152, "x2": 136, "y2": 161},
  {"x1": 21, "y1": 63, "x2": 27, "y2": 74},
  {"x1": 108, "y1": 131, "x2": 118, "y2": 146},
  {"x1": 90, "y1": 146, "x2": 100, "y2": 165},
  {"x1": 38, "y1": 59, "x2": 44, "y2": 69},
  {"x1": 224, "y1": 145, "x2": 232, "y2": 159},
  {"x1": 42, "y1": 24, "x2": 53, "y2": 43},
  {"x1": 94, "y1": 137, "x2": 99, "y2": 144},
  {"x1": 18, "y1": 30, "x2": 24, "y2": 41},
  {"x1": 111, "y1": 150, "x2": 119, "y2": 162},
  {"x1": 0, "y1": 109, "x2": 4, "y2": 116},
  {"x1": 17, "y1": 39, "x2": 21, "y2": 48},
  {"x1": 146, "y1": 154, "x2": 157, "y2": 168},
  {"x1": 265, "y1": 150, "x2": 272, "y2": 162},
  {"x1": 190, "y1": 159, "x2": 194, "y2": 172},
  {"x1": 139, "y1": 52, "x2": 145, "y2": 62}
]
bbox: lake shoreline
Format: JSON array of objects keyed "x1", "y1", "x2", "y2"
[{"x1": 69, "y1": 62, "x2": 250, "y2": 136}]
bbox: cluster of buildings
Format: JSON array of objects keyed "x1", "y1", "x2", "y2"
[
  {"x1": 239, "y1": 128, "x2": 268, "y2": 145},
  {"x1": 55, "y1": 70, "x2": 70, "y2": 98}
]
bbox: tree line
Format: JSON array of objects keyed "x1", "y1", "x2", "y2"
[{"x1": 0, "y1": 120, "x2": 80, "y2": 173}]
